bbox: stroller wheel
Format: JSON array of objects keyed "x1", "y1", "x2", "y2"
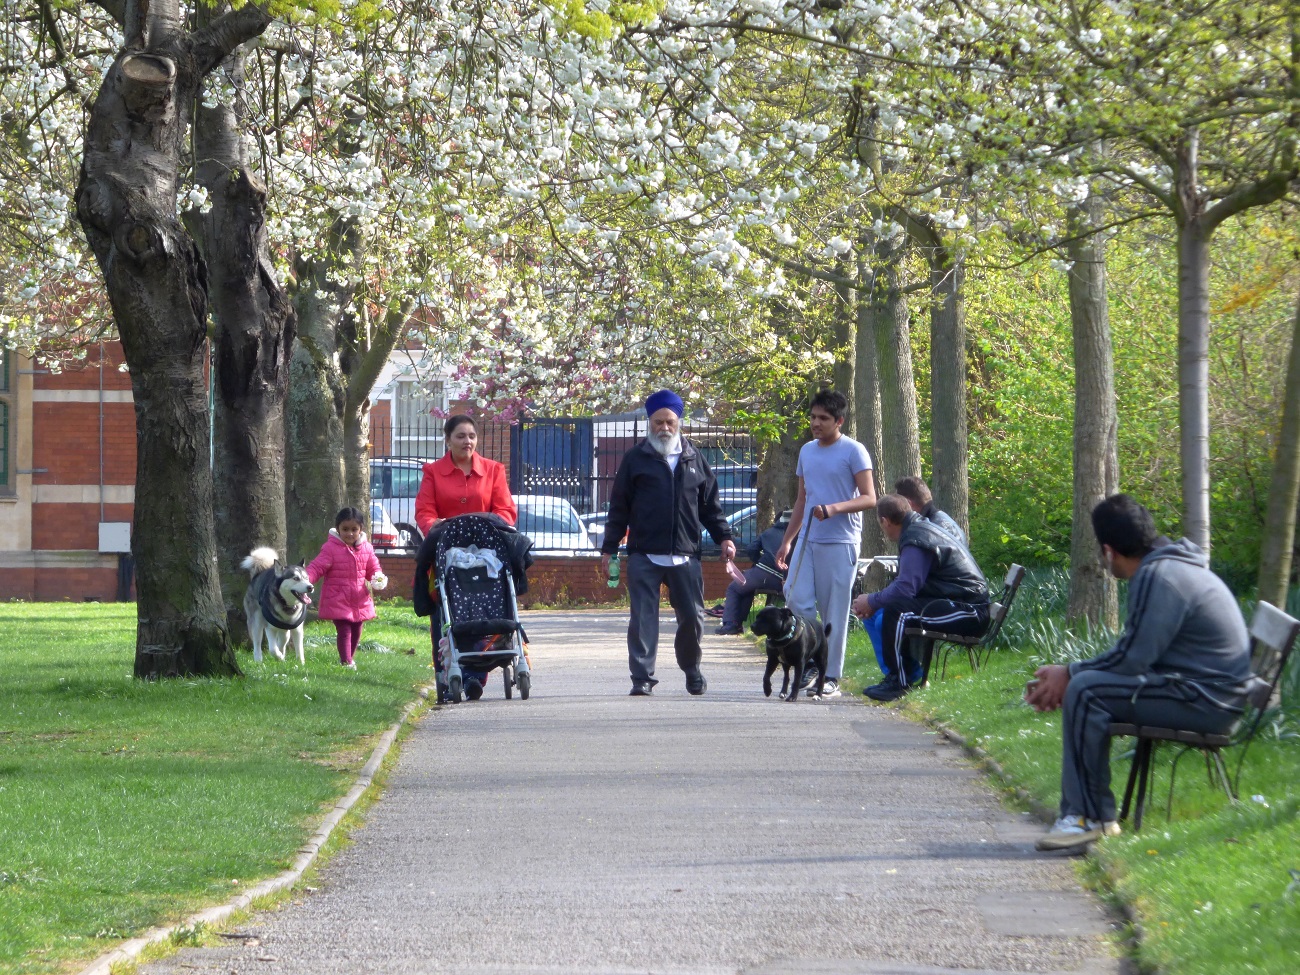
[
  {"x1": 448, "y1": 674, "x2": 463, "y2": 703},
  {"x1": 517, "y1": 671, "x2": 530, "y2": 700},
  {"x1": 504, "y1": 664, "x2": 514, "y2": 700}
]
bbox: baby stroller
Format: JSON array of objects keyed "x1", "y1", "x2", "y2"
[{"x1": 433, "y1": 514, "x2": 531, "y2": 702}]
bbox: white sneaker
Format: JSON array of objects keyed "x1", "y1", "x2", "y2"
[
  {"x1": 1035, "y1": 815, "x2": 1110, "y2": 851},
  {"x1": 817, "y1": 679, "x2": 841, "y2": 699}
]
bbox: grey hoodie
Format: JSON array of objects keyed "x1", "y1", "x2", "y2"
[{"x1": 1069, "y1": 538, "x2": 1251, "y2": 701}]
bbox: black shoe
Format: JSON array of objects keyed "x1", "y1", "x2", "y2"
[
  {"x1": 715, "y1": 624, "x2": 743, "y2": 636},
  {"x1": 465, "y1": 677, "x2": 484, "y2": 701},
  {"x1": 800, "y1": 668, "x2": 820, "y2": 690},
  {"x1": 630, "y1": 681, "x2": 654, "y2": 696},
  {"x1": 864, "y1": 676, "x2": 908, "y2": 702},
  {"x1": 686, "y1": 673, "x2": 707, "y2": 696}
]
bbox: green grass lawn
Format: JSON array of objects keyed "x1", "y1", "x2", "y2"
[
  {"x1": 0, "y1": 602, "x2": 435, "y2": 975},
  {"x1": 839, "y1": 575, "x2": 1300, "y2": 975}
]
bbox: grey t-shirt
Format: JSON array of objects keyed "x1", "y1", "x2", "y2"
[{"x1": 796, "y1": 435, "x2": 873, "y2": 544}]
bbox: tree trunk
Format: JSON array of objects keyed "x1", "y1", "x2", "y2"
[
  {"x1": 286, "y1": 260, "x2": 348, "y2": 562},
  {"x1": 833, "y1": 266, "x2": 855, "y2": 438},
  {"x1": 1173, "y1": 135, "x2": 1213, "y2": 551},
  {"x1": 194, "y1": 42, "x2": 295, "y2": 643},
  {"x1": 757, "y1": 403, "x2": 804, "y2": 533},
  {"x1": 854, "y1": 260, "x2": 887, "y2": 556},
  {"x1": 872, "y1": 236, "x2": 922, "y2": 489},
  {"x1": 1065, "y1": 196, "x2": 1120, "y2": 628},
  {"x1": 926, "y1": 243, "x2": 969, "y2": 534},
  {"x1": 1257, "y1": 292, "x2": 1300, "y2": 610},
  {"x1": 74, "y1": 0, "x2": 271, "y2": 677}
]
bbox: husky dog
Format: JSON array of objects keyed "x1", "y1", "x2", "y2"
[{"x1": 241, "y1": 547, "x2": 314, "y2": 664}]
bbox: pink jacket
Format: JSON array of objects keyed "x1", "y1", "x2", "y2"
[{"x1": 306, "y1": 531, "x2": 383, "y2": 623}]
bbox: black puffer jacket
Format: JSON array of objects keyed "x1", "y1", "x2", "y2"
[{"x1": 601, "y1": 438, "x2": 731, "y2": 558}]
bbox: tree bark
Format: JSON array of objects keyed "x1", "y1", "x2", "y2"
[
  {"x1": 854, "y1": 260, "x2": 886, "y2": 556},
  {"x1": 193, "y1": 39, "x2": 295, "y2": 643},
  {"x1": 1175, "y1": 204, "x2": 1213, "y2": 552},
  {"x1": 871, "y1": 235, "x2": 922, "y2": 490},
  {"x1": 832, "y1": 264, "x2": 855, "y2": 438},
  {"x1": 1257, "y1": 292, "x2": 1300, "y2": 610},
  {"x1": 74, "y1": 0, "x2": 271, "y2": 677},
  {"x1": 1065, "y1": 196, "x2": 1119, "y2": 628},
  {"x1": 286, "y1": 257, "x2": 349, "y2": 562},
  {"x1": 925, "y1": 238, "x2": 969, "y2": 534},
  {"x1": 757, "y1": 406, "x2": 804, "y2": 533}
]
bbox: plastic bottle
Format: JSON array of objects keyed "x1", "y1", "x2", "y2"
[{"x1": 607, "y1": 556, "x2": 621, "y2": 588}]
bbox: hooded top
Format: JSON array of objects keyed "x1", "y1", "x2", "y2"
[
  {"x1": 1070, "y1": 538, "x2": 1252, "y2": 699},
  {"x1": 306, "y1": 529, "x2": 383, "y2": 623}
]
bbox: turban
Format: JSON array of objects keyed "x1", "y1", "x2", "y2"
[{"x1": 645, "y1": 389, "x2": 684, "y2": 418}]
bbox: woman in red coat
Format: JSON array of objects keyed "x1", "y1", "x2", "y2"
[
  {"x1": 414, "y1": 414, "x2": 516, "y2": 534},
  {"x1": 415, "y1": 415, "x2": 516, "y2": 701}
]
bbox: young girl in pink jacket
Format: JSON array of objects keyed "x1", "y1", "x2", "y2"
[{"x1": 306, "y1": 507, "x2": 388, "y2": 668}]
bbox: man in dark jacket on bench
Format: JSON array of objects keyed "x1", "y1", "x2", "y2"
[{"x1": 851, "y1": 494, "x2": 990, "y2": 701}]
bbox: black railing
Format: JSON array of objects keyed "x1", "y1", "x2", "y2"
[{"x1": 369, "y1": 413, "x2": 758, "y2": 550}]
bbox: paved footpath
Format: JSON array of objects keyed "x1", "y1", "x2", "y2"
[{"x1": 141, "y1": 611, "x2": 1119, "y2": 975}]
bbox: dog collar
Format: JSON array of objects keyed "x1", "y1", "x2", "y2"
[
  {"x1": 779, "y1": 617, "x2": 799, "y2": 642},
  {"x1": 259, "y1": 586, "x2": 307, "y2": 630}
]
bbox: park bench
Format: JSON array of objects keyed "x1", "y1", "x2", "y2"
[
  {"x1": 905, "y1": 563, "x2": 1027, "y2": 684},
  {"x1": 1109, "y1": 599, "x2": 1300, "y2": 831}
]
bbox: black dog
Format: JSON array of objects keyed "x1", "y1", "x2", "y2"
[{"x1": 752, "y1": 606, "x2": 829, "y2": 701}]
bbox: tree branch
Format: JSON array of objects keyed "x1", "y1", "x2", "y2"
[{"x1": 191, "y1": 2, "x2": 275, "y2": 77}]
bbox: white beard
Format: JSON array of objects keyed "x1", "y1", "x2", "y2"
[{"x1": 648, "y1": 431, "x2": 682, "y2": 456}]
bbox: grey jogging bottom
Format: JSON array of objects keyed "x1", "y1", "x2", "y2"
[{"x1": 1059, "y1": 668, "x2": 1243, "y2": 822}]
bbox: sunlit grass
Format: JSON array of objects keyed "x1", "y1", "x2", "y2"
[
  {"x1": 0, "y1": 601, "x2": 433, "y2": 975},
  {"x1": 842, "y1": 569, "x2": 1300, "y2": 975}
]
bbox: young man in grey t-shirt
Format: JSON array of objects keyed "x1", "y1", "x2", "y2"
[{"x1": 774, "y1": 390, "x2": 877, "y2": 697}]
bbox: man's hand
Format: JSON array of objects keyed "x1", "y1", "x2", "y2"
[
  {"x1": 1025, "y1": 664, "x2": 1070, "y2": 712},
  {"x1": 851, "y1": 593, "x2": 872, "y2": 619},
  {"x1": 600, "y1": 553, "x2": 611, "y2": 576},
  {"x1": 812, "y1": 502, "x2": 834, "y2": 521},
  {"x1": 774, "y1": 539, "x2": 792, "y2": 570},
  {"x1": 720, "y1": 540, "x2": 737, "y2": 562}
]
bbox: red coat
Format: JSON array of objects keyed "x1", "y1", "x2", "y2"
[
  {"x1": 306, "y1": 532, "x2": 383, "y2": 623},
  {"x1": 414, "y1": 452, "x2": 517, "y2": 534}
]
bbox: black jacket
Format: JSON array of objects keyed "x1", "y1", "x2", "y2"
[
  {"x1": 898, "y1": 512, "x2": 989, "y2": 603},
  {"x1": 601, "y1": 438, "x2": 731, "y2": 557},
  {"x1": 749, "y1": 522, "x2": 793, "y2": 580}
]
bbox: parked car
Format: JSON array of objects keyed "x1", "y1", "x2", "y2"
[
  {"x1": 369, "y1": 499, "x2": 408, "y2": 551},
  {"x1": 370, "y1": 457, "x2": 432, "y2": 547},
  {"x1": 699, "y1": 505, "x2": 761, "y2": 557},
  {"x1": 714, "y1": 465, "x2": 758, "y2": 515},
  {"x1": 514, "y1": 495, "x2": 596, "y2": 553},
  {"x1": 582, "y1": 511, "x2": 610, "y2": 550}
]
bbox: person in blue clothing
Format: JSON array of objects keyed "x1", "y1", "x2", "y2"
[
  {"x1": 601, "y1": 389, "x2": 735, "y2": 697},
  {"x1": 893, "y1": 476, "x2": 966, "y2": 547},
  {"x1": 715, "y1": 510, "x2": 793, "y2": 635}
]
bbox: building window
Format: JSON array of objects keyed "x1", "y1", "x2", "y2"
[
  {"x1": 393, "y1": 379, "x2": 444, "y2": 460},
  {"x1": 0, "y1": 349, "x2": 12, "y2": 492}
]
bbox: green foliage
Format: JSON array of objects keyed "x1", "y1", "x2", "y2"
[
  {"x1": 957, "y1": 216, "x2": 1296, "y2": 581},
  {"x1": 0, "y1": 602, "x2": 432, "y2": 974},
  {"x1": 543, "y1": 1, "x2": 664, "y2": 40}
]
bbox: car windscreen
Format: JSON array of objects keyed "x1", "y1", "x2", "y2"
[{"x1": 517, "y1": 503, "x2": 582, "y2": 535}]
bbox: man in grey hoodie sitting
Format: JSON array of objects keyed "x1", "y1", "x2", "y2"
[{"x1": 1026, "y1": 494, "x2": 1253, "y2": 852}]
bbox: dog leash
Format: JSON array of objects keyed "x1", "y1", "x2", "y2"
[{"x1": 784, "y1": 506, "x2": 815, "y2": 602}]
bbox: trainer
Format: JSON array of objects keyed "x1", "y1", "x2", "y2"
[
  {"x1": 601, "y1": 389, "x2": 735, "y2": 696},
  {"x1": 1026, "y1": 494, "x2": 1252, "y2": 852}
]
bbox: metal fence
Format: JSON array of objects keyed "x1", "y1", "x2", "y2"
[{"x1": 370, "y1": 412, "x2": 757, "y2": 522}]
